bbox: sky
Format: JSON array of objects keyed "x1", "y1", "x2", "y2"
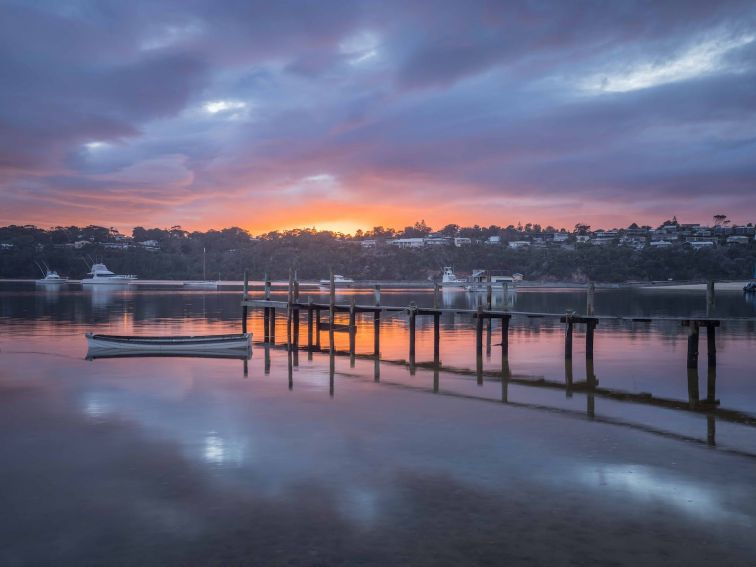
[{"x1": 1, "y1": 0, "x2": 755, "y2": 234}]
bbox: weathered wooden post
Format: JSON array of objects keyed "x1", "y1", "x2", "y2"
[
  {"x1": 706, "y1": 280, "x2": 715, "y2": 317},
  {"x1": 263, "y1": 271, "x2": 271, "y2": 341},
  {"x1": 349, "y1": 296, "x2": 356, "y2": 367},
  {"x1": 706, "y1": 324, "x2": 716, "y2": 368},
  {"x1": 475, "y1": 306, "x2": 484, "y2": 385},
  {"x1": 269, "y1": 307, "x2": 276, "y2": 343},
  {"x1": 329, "y1": 351, "x2": 335, "y2": 398},
  {"x1": 500, "y1": 314, "x2": 510, "y2": 359},
  {"x1": 586, "y1": 319, "x2": 597, "y2": 360},
  {"x1": 292, "y1": 271, "x2": 300, "y2": 350},
  {"x1": 242, "y1": 269, "x2": 248, "y2": 334},
  {"x1": 287, "y1": 349, "x2": 293, "y2": 390},
  {"x1": 686, "y1": 321, "x2": 700, "y2": 369},
  {"x1": 564, "y1": 312, "x2": 574, "y2": 360},
  {"x1": 433, "y1": 312, "x2": 441, "y2": 368},
  {"x1": 433, "y1": 283, "x2": 440, "y2": 309},
  {"x1": 706, "y1": 366, "x2": 717, "y2": 405},
  {"x1": 586, "y1": 282, "x2": 595, "y2": 316},
  {"x1": 315, "y1": 308, "x2": 322, "y2": 350},
  {"x1": 564, "y1": 357, "x2": 574, "y2": 398},
  {"x1": 586, "y1": 359, "x2": 596, "y2": 418},
  {"x1": 307, "y1": 297, "x2": 314, "y2": 354},
  {"x1": 329, "y1": 269, "x2": 335, "y2": 353},
  {"x1": 408, "y1": 301, "x2": 417, "y2": 375},
  {"x1": 286, "y1": 269, "x2": 293, "y2": 351},
  {"x1": 485, "y1": 284, "x2": 492, "y2": 357},
  {"x1": 373, "y1": 284, "x2": 381, "y2": 358},
  {"x1": 687, "y1": 367, "x2": 700, "y2": 408}
]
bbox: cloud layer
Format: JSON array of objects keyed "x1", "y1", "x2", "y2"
[{"x1": 1, "y1": 0, "x2": 755, "y2": 231}]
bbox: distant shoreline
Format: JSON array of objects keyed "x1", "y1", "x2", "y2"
[{"x1": 1, "y1": 278, "x2": 750, "y2": 291}]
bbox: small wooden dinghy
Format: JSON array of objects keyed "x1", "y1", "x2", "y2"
[{"x1": 85, "y1": 332, "x2": 251, "y2": 352}]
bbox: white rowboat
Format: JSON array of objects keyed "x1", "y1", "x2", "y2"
[{"x1": 85, "y1": 332, "x2": 251, "y2": 352}]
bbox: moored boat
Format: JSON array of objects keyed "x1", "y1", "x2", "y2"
[
  {"x1": 441, "y1": 266, "x2": 466, "y2": 288},
  {"x1": 319, "y1": 274, "x2": 355, "y2": 287},
  {"x1": 81, "y1": 263, "x2": 137, "y2": 285},
  {"x1": 34, "y1": 261, "x2": 68, "y2": 285},
  {"x1": 85, "y1": 332, "x2": 252, "y2": 352}
]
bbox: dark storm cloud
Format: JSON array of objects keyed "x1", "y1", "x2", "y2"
[{"x1": 0, "y1": 0, "x2": 755, "y2": 228}]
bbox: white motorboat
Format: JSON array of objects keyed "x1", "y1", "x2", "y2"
[
  {"x1": 319, "y1": 274, "x2": 355, "y2": 287},
  {"x1": 35, "y1": 268, "x2": 68, "y2": 285},
  {"x1": 441, "y1": 266, "x2": 466, "y2": 288},
  {"x1": 85, "y1": 332, "x2": 251, "y2": 352},
  {"x1": 81, "y1": 263, "x2": 137, "y2": 285}
]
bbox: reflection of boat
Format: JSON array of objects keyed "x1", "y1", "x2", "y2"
[
  {"x1": 441, "y1": 266, "x2": 466, "y2": 288},
  {"x1": 81, "y1": 263, "x2": 137, "y2": 285},
  {"x1": 745, "y1": 282, "x2": 756, "y2": 293},
  {"x1": 35, "y1": 261, "x2": 68, "y2": 285},
  {"x1": 85, "y1": 332, "x2": 251, "y2": 352},
  {"x1": 87, "y1": 347, "x2": 251, "y2": 360},
  {"x1": 319, "y1": 275, "x2": 355, "y2": 287},
  {"x1": 184, "y1": 280, "x2": 220, "y2": 289}
]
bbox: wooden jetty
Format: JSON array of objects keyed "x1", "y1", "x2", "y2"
[
  {"x1": 239, "y1": 271, "x2": 756, "y2": 449},
  {"x1": 241, "y1": 271, "x2": 741, "y2": 375}
]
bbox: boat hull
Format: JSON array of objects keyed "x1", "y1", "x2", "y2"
[
  {"x1": 81, "y1": 278, "x2": 137, "y2": 285},
  {"x1": 85, "y1": 333, "x2": 251, "y2": 352}
]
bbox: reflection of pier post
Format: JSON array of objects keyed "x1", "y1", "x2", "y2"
[
  {"x1": 329, "y1": 351, "x2": 335, "y2": 398},
  {"x1": 501, "y1": 358, "x2": 510, "y2": 403},
  {"x1": 706, "y1": 325, "x2": 716, "y2": 368},
  {"x1": 264, "y1": 343, "x2": 270, "y2": 375},
  {"x1": 243, "y1": 358, "x2": 248, "y2": 377},
  {"x1": 475, "y1": 306, "x2": 483, "y2": 385},
  {"x1": 374, "y1": 357, "x2": 380, "y2": 382},
  {"x1": 565, "y1": 358, "x2": 573, "y2": 398},
  {"x1": 500, "y1": 314, "x2": 510, "y2": 359},
  {"x1": 586, "y1": 359, "x2": 596, "y2": 418},
  {"x1": 287, "y1": 349, "x2": 293, "y2": 390},
  {"x1": 707, "y1": 416, "x2": 716, "y2": 446},
  {"x1": 408, "y1": 302, "x2": 417, "y2": 375},
  {"x1": 286, "y1": 269, "x2": 293, "y2": 351},
  {"x1": 269, "y1": 308, "x2": 276, "y2": 343}
]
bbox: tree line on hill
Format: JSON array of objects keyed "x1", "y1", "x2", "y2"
[{"x1": 0, "y1": 223, "x2": 754, "y2": 282}]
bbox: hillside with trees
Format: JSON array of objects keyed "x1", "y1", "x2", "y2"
[{"x1": 0, "y1": 222, "x2": 754, "y2": 283}]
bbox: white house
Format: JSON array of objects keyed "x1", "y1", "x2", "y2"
[
  {"x1": 360, "y1": 239, "x2": 376, "y2": 249},
  {"x1": 726, "y1": 235, "x2": 750, "y2": 245},
  {"x1": 689, "y1": 241, "x2": 715, "y2": 250},
  {"x1": 389, "y1": 238, "x2": 425, "y2": 249},
  {"x1": 649, "y1": 240, "x2": 672, "y2": 248},
  {"x1": 508, "y1": 240, "x2": 530, "y2": 249},
  {"x1": 485, "y1": 235, "x2": 502, "y2": 245},
  {"x1": 454, "y1": 237, "x2": 472, "y2": 247}
]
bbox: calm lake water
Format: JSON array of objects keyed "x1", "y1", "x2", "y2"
[{"x1": 1, "y1": 283, "x2": 755, "y2": 566}]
